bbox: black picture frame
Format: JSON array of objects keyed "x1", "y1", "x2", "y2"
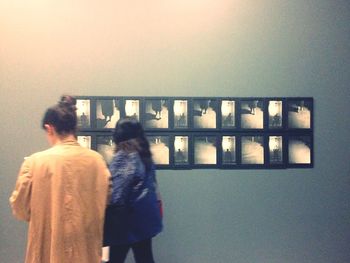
[{"x1": 75, "y1": 96, "x2": 313, "y2": 170}]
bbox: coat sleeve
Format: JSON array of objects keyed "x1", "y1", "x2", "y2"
[{"x1": 9, "y1": 157, "x2": 33, "y2": 222}]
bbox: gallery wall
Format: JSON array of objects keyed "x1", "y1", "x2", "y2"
[{"x1": 1, "y1": 1, "x2": 349, "y2": 262}]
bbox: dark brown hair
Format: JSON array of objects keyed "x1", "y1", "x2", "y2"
[
  {"x1": 42, "y1": 95, "x2": 77, "y2": 135},
  {"x1": 113, "y1": 117, "x2": 153, "y2": 171}
]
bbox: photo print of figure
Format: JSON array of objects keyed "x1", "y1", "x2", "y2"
[
  {"x1": 222, "y1": 136, "x2": 236, "y2": 164},
  {"x1": 288, "y1": 99, "x2": 312, "y2": 129},
  {"x1": 144, "y1": 99, "x2": 169, "y2": 129},
  {"x1": 173, "y1": 100, "x2": 188, "y2": 128},
  {"x1": 124, "y1": 99, "x2": 140, "y2": 120},
  {"x1": 268, "y1": 100, "x2": 283, "y2": 129},
  {"x1": 221, "y1": 100, "x2": 235, "y2": 128},
  {"x1": 288, "y1": 135, "x2": 311, "y2": 164},
  {"x1": 76, "y1": 99, "x2": 91, "y2": 128},
  {"x1": 96, "y1": 136, "x2": 114, "y2": 164},
  {"x1": 240, "y1": 100, "x2": 264, "y2": 129},
  {"x1": 147, "y1": 135, "x2": 170, "y2": 165},
  {"x1": 174, "y1": 136, "x2": 189, "y2": 165},
  {"x1": 96, "y1": 99, "x2": 120, "y2": 128},
  {"x1": 193, "y1": 99, "x2": 217, "y2": 129},
  {"x1": 194, "y1": 136, "x2": 217, "y2": 165},
  {"x1": 77, "y1": 136, "x2": 92, "y2": 149},
  {"x1": 241, "y1": 136, "x2": 264, "y2": 164},
  {"x1": 269, "y1": 136, "x2": 283, "y2": 164}
]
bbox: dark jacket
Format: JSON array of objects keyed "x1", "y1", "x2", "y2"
[{"x1": 103, "y1": 150, "x2": 163, "y2": 245}]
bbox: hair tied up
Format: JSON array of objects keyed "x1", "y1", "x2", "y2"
[{"x1": 59, "y1": 95, "x2": 77, "y2": 112}]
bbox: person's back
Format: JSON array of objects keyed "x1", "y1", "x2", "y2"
[
  {"x1": 10, "y1": 95, "x2": 111, "y2": 263},
  {"x1": 103, "y1": 117, "x2": 162, "y2": 263}
]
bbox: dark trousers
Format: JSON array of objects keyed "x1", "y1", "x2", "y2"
[{"x1": 109, "y1": 238, "x2": 155, "y2": 263}]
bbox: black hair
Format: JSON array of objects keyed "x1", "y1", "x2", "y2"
[
  {"x1": 42, "y1": 95, "x2": 77, "y2": 135},
  {"x1": 113, "y1": 117, "x2": 153, "y2": 171}
]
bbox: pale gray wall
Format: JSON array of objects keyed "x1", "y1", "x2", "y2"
[{"x1": 1, "y1": 1, "x2": 350, "y2": 262}]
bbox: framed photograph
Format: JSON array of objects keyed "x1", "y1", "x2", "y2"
[
  {"x1": 193, "y1": 135, "x2": 217, "y2": 165},
  {"x1": 220, "y1": 99, "x2": 236, "y2": 129},
  {"x1": 240, "y1": 99, "x2": 264, "y2": 129},
  {"x1": 144, "y1": 99, "x2": 169, "y2": 129},
  {"x1": 287, "y1": 98, "x2": 313, "y2": 129},
  {"x1": 76, "y1": 99, "x2": 91, "y2": 129},
  {"x1": 241, "y1": 135, "x2": 265, "y2": 165},
  {"x1": 95, "y1": 98, "x2": 121, "y2": 129},
  {"x1": 123, "y1": 99, "x2": 140, "y2": 121},
  {"x1": 74, "y1": 96, "x2": 314, "y2": 170},
  {"x1": 173, "y1": 135, "x2": 190, "y2": 165},
  {"x1": 96, "y1": 135, "x2": 114, "y2": 164},
  {"x1": 147, "y1": 135, "x2": 170, "y2": 166},
  {"x1": 221, "y1": 135, "x2": 237, "y2": 165},
  {"x1": 77, "y1": 135, "x2": 92, "y2": 149},
  {"x1": 268, "y1": 135, "x2": 284, "y2": 165},
  {"x1": 288, "y1": 134, "x2": 313, "y2": 166},
  {"x1": 173, "y1": 99, "x2": 189, "y2": 129},
  {"x1": 268, "y1": 99, "x2": 283, "y2": 129},
  {"x1": 193, "y1": 99, "x2": 217, "y2": 129}
]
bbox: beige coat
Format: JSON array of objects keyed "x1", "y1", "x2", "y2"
[{"x1": 10, "y1": 140, "x2": 111, "y2": 263}]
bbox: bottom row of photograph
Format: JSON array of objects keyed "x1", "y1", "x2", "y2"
[{"x1": 77, "y1": 133, "x2": 313, "y2": 169}]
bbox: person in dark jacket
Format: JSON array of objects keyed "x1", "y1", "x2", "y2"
[{"x1": 104, "y1": 117, "x2": 163, "y2": 263}]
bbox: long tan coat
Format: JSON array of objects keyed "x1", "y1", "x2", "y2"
[{"x1": 10, "y1": 140, "x2": 111, "y2": 263}]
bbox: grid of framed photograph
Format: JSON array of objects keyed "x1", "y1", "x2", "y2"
[{"x1": 76, "y1": 96, "x2": 313, "y2": 169}]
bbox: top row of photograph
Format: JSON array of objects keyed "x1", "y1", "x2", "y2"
[{"x1": 75, "y1": 96, "x2": 313, "y2": 131}]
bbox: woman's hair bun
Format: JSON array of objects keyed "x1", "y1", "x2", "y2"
[{"x1": 59, "y1": 95, "x2": 77, "y2": 111}]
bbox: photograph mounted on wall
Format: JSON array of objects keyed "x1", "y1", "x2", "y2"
[
  {"x1": 76, "y1": 99, "x2": 91, "y2": 129},
  {"x1": 287, "y1": 98, "x2": 313, "y2": 129},
  {"x1": 221, "y1": 100, "x2": 236, "y2": 129},
  {"x1": 268, "y1": 135, "x2": 283, "y2": 164},
  {"x1": 288, "y1": 135, "x2": 312, "y2": 166},
  {"x1": 268, "y1": 100, "x2": 283, "y2": 129},
  {"x1": 75, "y1": 96, "x2": 314, "y2": 169},
  {"x1": 96, "y1": 98, "x2": 121, "y2": 129},
  {"x1": 174, "y1": 136, "x2": 189, "y2": 165},
  {"x1": 240, "y1": 99, "x2": 264, "y2": 129},
  {"x1": 77, "y1": 135, "x2": 92, "y2": 149},
  {"x1": 124, "y1": 99, "x2": 140, "y2": 121},
  {"x1": 193, "y1": 99, "x2": 217, "y2": 129},
  {"x1": 147, "y1": 135, "x2": 170, "y2": 165},
  {"x1": 144, "y1": 99, "x2": 169, "y2": 129},
  {"x1": 241, "y1": 135, "x2": 264, "y2": 165},
  {"x1": 96, "y1": 135, "x2": 114, "y2": 165},
  {"x1": 194, "y1": 135, "x2": 217, "y2": 165},
  {"x1": 173, "y1": 99, "x2": 188, "y2": 129},
  {"x1": 221, "y1": 136, "x2": 236, "y2": 165}
]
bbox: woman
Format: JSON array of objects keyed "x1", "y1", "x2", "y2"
[
  {"x1": 104, "y1": 117, "x2": 163, "y2": 263},
  {"x1": 9, "y1": 95, "x2": 111, "y2": 263}
]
